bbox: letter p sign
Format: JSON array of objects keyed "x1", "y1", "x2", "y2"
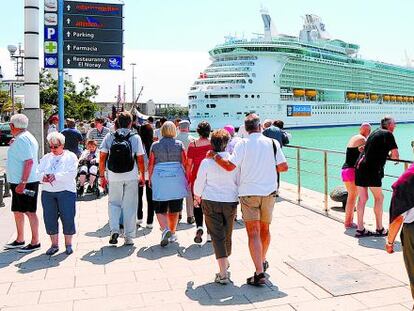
[{"x1": 45, "y1": 27, "x2": 57, "y2": 41}]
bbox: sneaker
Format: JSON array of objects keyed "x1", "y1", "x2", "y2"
[
  {"x1": 136, "y1": 219, "x2": 143, "y2": 227},
  {"x1": 18, "y1": 243, "x2": 41, "y2": 253},
  {"x1": 46, "y1": 245, "x2": 59, "y2": 256},
  {"x1": 124, "y1": 237, "x2": 134, "y2": 246},
  {"x1": 4, "y1": 240, "x2": 25, "y2": 250},
  {"x1": 206, "y1": 233, "x2": 212, "y2": 242},
  {"x1": 65, "y1": 245, "x2": 73, "y2": 255},
  {"x1": 194, "y1": 227, "x2": 203, "y2": 244},
  {"x1": 169, "y1": 233, "x2": 178, "y2": 243},
  {"x1": 160, "y1": 229, "x2": 171, "y2": 247},
  {"x1": 187, "y1": 216, "x2": 195, "y2": 224},
  {"x1": 109, "y1": 232, "x2": 119, "y2": 245},
  {"x1": 119, "y1": 228, "x2": 125, "y2": 238},
  {"x1": 146, "y1": 223, "x2": 153, "y2": 229},
  {"x1": 214, "y1": 272, "x2": 231, "y2": 285}
]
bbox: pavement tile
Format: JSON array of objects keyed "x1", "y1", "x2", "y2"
[
  {"x1": 0, "y1": 301, "x2": 73, "y2": 311},
  {"x1": 39, "y1": 285, "x2": 106, "y2": 304},
  {"x1": 0, "y1": 292, "x2": 40, "y2": 308},
  {"x1": 361, "y1": 305, "x2": 411, "y2": 311},
  {"x1": 143, "y1": 288, "x2": 209, "y2": 306},
  {"x1": 106, "y1": 279, "x2": 170, "y2": 296},
  {"x1": 44, "y1": 265, "x2": 105, "y2": 279},
  {"x1": 291, "y1": 295, "x2": 366, "y2": 310},
  {"x1": 73, "y1": 293, "x2": 144, "y2": 311},
  {"x1": 250, "y1": 287, "x2": 316, "y2": 309},
  {"x1": 75, "y1": 271, "x2": 136, "y2": 287},
  {"x1": 0, "y1": 283, "x2": 11, "y2": 295},
  {"x1": 0, "y1": 269, "x2": 47, "y2": 283},
  {"x1": 8, "y1": 277, "x2": 74, "y2": 294},
  {"x1": 351, "y1": 286, "x2": 412, "y2": 308}
]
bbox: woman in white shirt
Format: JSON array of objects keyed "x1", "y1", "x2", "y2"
[
  {"x1": 38, "y1": 132, "x2": 78, "y2": 255},
  {"x1": 193, "y1": 129, "x2": 239, "y2": 285}
]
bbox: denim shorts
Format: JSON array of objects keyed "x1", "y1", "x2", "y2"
[{"x1": 41, "y1": 191, "x2": 76, "y2": 235}]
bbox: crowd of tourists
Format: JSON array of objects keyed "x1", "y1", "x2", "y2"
[
  {"x1": 3, "y1": 112, "x2": 414, "y2": 299},
  {"x1": 4, "y1": 112, "x2": 289, "y2": 286}
]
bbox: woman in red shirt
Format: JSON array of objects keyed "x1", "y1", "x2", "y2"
[{"x1": 186, "y1": 121, "x2": 212, "y2": 244}]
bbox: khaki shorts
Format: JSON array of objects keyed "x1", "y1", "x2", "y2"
[{"x1": 240, "y1": 192, "x2": 277, "y2": 224}]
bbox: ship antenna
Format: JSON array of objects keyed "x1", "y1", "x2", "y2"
[{"x1": 260, "y1": 7, "x2": 278, "y2": 41}]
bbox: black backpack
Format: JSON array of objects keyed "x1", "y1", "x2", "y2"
[{"x1": 107, "y1": 132, "x2": 135, "y2": 173}]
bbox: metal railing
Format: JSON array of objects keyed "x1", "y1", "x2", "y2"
[{"x1": 285, "y1": 144, "x2": 413, "y2": 212}]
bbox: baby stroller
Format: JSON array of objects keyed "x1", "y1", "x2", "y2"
[{"x1": 77, "y1": 143, "x2": 101, "y2": 198}]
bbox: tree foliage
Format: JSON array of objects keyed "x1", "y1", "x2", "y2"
[
  {"x1": 158, "y1": 106, "x2": 189, "y2": 118},
  {"x1": 40, "y1": 69, "x2": 100, "y2": 120}
]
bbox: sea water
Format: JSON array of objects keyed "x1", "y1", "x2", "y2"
[{"x1": 282, "y1": 123, "x2": 414, "y2": 211}]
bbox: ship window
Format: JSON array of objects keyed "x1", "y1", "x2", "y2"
[
  {"x1": 230, "y1": 94, "x2": 241, "y2": 98},
  {"x1": 237, "y1": 112, "x2": 242, "y2": 115},
  {"x1": 188, "y1": 95, "x2": 197, "y2": 100},
  {"x1": 257, "y1": 95, "x2": 260, "y2": 98},
  {"x1": 248, "y1": 79, "x2": 253, "y2": 84},
  {"x1": 204, "y1": 95, "x2": 209, "y2": 99},
  {"x1": 244, "y1": 95, "x2": 248, "y2": 98},
  {"x1": 206, "y1": 104, "x2": 210, "y2": 108},
  {"x1": 223, "y1": 112, "x2": 229, "y2": 116},
  {"x1": 211, "y1": 104, "x2": 216, "y2": 108},
  {"x1": 251, "y1": 95, "x2": 255, "y2": 98},
  {"x1": 252, "y1": 73, "x2": 256, "y2": 77},
  {"x1": 210, "y1": 94, "x2": 229, "y2": 99}
]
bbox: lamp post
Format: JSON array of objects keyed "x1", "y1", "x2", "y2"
[
  {"x1": 7, "y1": 43, "x2": 24, "y2": 114},
  {"x1": 130, "y1": 62, "x2": 136, "y2": 104}
]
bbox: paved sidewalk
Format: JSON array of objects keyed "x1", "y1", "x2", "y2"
[{"x1": 0, "y1": 184, "x2": 412, "y2": 311}]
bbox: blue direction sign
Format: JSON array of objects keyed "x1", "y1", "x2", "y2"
[
  {"x1": 65, "y1": 41, "x2": 123, "y2": 55},
  {"x1": 63, "y1": 14, "x2": 122, "y2": 30},
  {"x1": 65, "y1": 28, "x2": 123, "y2": 42},
  {"x1": 64, "y1": 1, "x2": 122, "y2": 17},
  {"x1": 64, "y1": 55, "x2": 122, "y2": 70},
  {"x1": 44, "y1": 1, "x2": 59, "y2": 68}
]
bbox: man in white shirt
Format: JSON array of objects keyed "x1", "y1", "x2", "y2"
[
  {"x1": 208, "y1": 114, "x2": 288, "y2": 286},
  {"x1": 99, "y1": 112, "x2": 145, "y2": 246}
]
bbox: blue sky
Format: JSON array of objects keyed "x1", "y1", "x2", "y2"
[{"x1": 1, "y1": 0, "x2": 414, "y2": 104}]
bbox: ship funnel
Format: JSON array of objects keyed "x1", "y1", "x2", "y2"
[{"x1": 260, "y1": 8, "x2": 278, "y2": 41}]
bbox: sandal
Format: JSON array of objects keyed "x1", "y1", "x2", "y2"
[
  {"x1": 355, "y1": 228, "x2": 374, "y2": 238},
  {"x1": 375, "y1": 228, "x2": 389, "y2": 237},
  {"x1": 246, "y1": 272, "x2": 266, "y2": 286},
  {"x1": 263, "y1": 260, "x2": 269, "y2": 273}
]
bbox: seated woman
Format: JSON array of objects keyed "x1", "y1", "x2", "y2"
[
  {"x1": 38, "y1": 132, "x2": 78, "y2": 255},
  {"x1": 193, "y1": 129, "x2": 239, "y2": 284},
  {"x1": 78, "y1": 140, "x2": 99, "y2": 195}
]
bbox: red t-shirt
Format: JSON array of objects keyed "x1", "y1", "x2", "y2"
[{"x1": 187, "y1": 142, "x2": 212, "y2": 187}]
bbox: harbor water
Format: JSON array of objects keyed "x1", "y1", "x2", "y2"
[{"x1": 282, "y1": 123, "x2": 414, "y2": 211}]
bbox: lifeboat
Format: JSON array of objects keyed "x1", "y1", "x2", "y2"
[
  {"x1": 409, "y1": 97, "x2": 414, "y2": 102},
  {"x1": 357, "y1": 93, "x2": 365, "y2": 100},
  {"x1": 293, "y1": 89, "x2": 305, "y2": 97},
  {"x1": 346, "y1": 92, "x2": 356, "y2": 100},
  {"x1": 383, "y1": 95, "x2": 390, "y2": 101},
  {"x1": 403, "y1": 96, "x2": 409, "y2": 102},
  {"x1": 397, "y1": 96, "x2": 403, "y2": 102},
  {"x1": 370, "y1": 94, "x2": 378, "y2": 101},
  {"x1": 390, "y1": 95, "x2": 397, "y2": 101},
  {"x1": 305, "y1": 90, "x2": 317, "y2": 97}
]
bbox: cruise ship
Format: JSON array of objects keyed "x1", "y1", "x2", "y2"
[{"x1": 188, "y1": 10, "x2": 414, "y2": 129}]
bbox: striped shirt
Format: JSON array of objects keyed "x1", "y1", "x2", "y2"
[{"x1": 86, "y1": 127, "x2": 110, "y2": 148}]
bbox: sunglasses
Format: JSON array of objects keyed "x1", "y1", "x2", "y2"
[{"x1": 49, "y1": 144, "x2": 61, "y2": 149}]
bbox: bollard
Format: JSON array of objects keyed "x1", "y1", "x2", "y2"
[
  {"x1": 0, "y1": 179, "x2": 5, "y2": 207},
  {"x1": 3, "y1": 173, "x2": 10, "y2": 197}
]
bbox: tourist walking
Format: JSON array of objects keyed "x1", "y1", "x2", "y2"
[
  {"x1": 355, "y1": 116, "x2": 399, "y2": 237},
  {"x1": 385, "y1": 163, "x2": 414, "y2": 304},
  {"x1": 341, "y1": 123, "x2": 371, "y2": 228},
  {"x1": 99, "y1": 112, "x2": 145, "y2": 246},
  {"x1": 207, "y1": 114, "x2": 288, "y2": 285},
  {"x1": 223, "y1": 125, "x2": 241, "y2": 154},
  {"x1": 4, "y1": 114, "x2": 41, "y2": 253},
  {"x1": 137, "y1": 123, "x2": 155, "y2": 228},
  {"x1": 87, "y1": 117, "x2": 110, "y2": 148},
  {"x1": 61, "y1": 118, "x2": 83, "y2": 157},
  {"x1": 186, "y1": 121, "x2": 212, "y2": 243},
  {"x1": 38, "y1": 132, "x2": 78, "y2": 255},
  {"x1": 176, "y1": 120, "x2": 195, "y2": 224},
  {"x1": 194, "y1": 129, "x2": 239, "y2": 284},
  {"x1": 148, "y1": 121, "x2": 188, "y2": 247}
]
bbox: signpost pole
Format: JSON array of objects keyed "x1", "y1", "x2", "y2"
[{"x1": 58, "y1": 0, "x2": 64, "y2": 130}]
